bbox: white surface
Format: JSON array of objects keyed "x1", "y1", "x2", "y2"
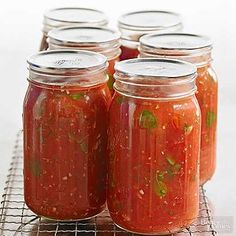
[{"x1": 0, "y1": 0, "x2": 235, "y2": 235}]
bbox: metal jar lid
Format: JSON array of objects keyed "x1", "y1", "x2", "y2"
[
  {"x1": 27, "y1": 50, "x2": 108, "y2": 87},
  {"x1": 48, "y1": 27, "x2": 121, "y2": 59},
  {"x1": 140, "y1": 33, "x2": 212, "y2": 50},
  {"x1": 115, "y1": 58, "x2": 196, "y2": 79},
  {"x1": 114, "y1": 58, "x2": 197, "y2": 99},
  {"x1": 139, "y1": 33, "x2": 212, "y2": 66},
  {"x1": 118, "y1": 10, "x2": 182, "y2": 42},
  {"x1": 43, "y1": 7, "x2": 108, "y2": 33}
]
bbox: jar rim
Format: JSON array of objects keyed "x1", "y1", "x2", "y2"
[
  {"x1": 140, "y1": 33, "x2": 212, "y2": 51},
  {"x1": 114, "y1": 58, "x2": 197, "y2": 100},
  {"x1": 43, "y1": 7, "x2": 108, "y2": 33},
  {"x1": 118, "y1": 10, "x2": 182, "y2": 31},
  {"x1": 47, "y1": 27, "x2": 121, "y2": 60},
  {"x1": 115, "y1": 58, "x2": 197, "y2": 80},
  {"x1": 48, "y1": 26, "x2": 120, "y2": 45},
  {"x1": 27, "y1": 50, "x2": 108, "y2": 76},
  {"x1": 139, "y1": 33, "x2": 213, "y2": 67},
  {"x1": 44, "y1": 7, "x2": 108, "y2": 24}
]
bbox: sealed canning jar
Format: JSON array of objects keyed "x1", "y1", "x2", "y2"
[
  {"x1": 140, "y1": 33, "x2": 218, "y2": 185},
  {"x1": 39, "y1": 7, "x2": 108, "y2": 51},
  {"x1": 23, "y1": 50, "x2": 111, "y2": 220},
  {"x1": 48, "y1": 27, "x2": 121, "y2": 93},
  {"x1": 108, "y1": 58, "x2": 201, "y2": 234},
  {"x1": 118, "y1": 10, "x2": 182, "y2": 61}
]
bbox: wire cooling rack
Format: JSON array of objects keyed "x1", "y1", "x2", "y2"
[{"x1": 0, "y1": 131, "x2": 217, "y2": 235}]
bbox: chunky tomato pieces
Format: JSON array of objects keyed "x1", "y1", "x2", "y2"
[
  {"x1": 108, "y1": 93, "x2": 201, "y2": 234},
  {"x1": 196, "y1": 66, "x2": 218, "y2": 184},
  {"x1": 24, "y1": 83, "x2": 111, "y2": 220}
]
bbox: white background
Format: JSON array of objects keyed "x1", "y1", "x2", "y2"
[{"x1": 0, "y1": 0, "x2": 235, "y2": 235}]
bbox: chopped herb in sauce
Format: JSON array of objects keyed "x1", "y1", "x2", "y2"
[
  {"x1": 68, "y1": 132, "x2": 81, "y2": 144},
  {"x1": 165, "y1": 156, "x2": 181, "y2": 177},
  {"x1": 167, "y1": 163, "x2": 181, "y2": 177},
  {"x1": 166, "y1": 155, "x2": 175, "y2": 166},
  {"x1": 184, "y1": 124, "x2": 193, "y2": 135},
  {"x1": 80, "y1": 142, "x2": 88, "y2": 154},
  {"x1": 154, "y1": 180, "x2": 167, "y2": 198},
  {"x1": 154, "y1": 156, "x2": 181, "y2": 194},
  {"x1": 69, "y1": 93, "x2": 84, "y2": 100},
  {"x1": 68, "y1": 133, "x2": 89, "y2": 154},
  {"x1": 206, "y1": 111, "x2": 216, "y2": 128},
  {"x1": 107, "y1": 74, "x2": 114, "y2": 90},
  {"x1": 156, "y1": 171, "x2": 165, "y2": 181},
  {"x1": 173, "y1": 163, "x2": 181, "y2": 172},
  {"x1": 29, "y1": 159, "x2": 41, "y2": 177},
  {"x1": 166, "y1": 168, "x2": 175, "y2": 177},
  {"x1": 116, "y1": 96, "x2": 126, "y2": 104},
  {"x1": 139, "y1": 110, "x2": 157, "y2": 129}
]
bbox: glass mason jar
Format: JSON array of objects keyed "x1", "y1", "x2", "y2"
[
  {"x1": 118, "y1": 10, "x2": 182, "y2": 61},
  {"x1": 23, "y1": 50, "x2": 111, "y2": 220},
  {"x1": 48, "y1": 27, "x2": 121, "y2": 94},
  {"x1": 108, "y1": 58, "x2": 201, "y2": 234},
  {"x1": 39, "y1": 7, "x2": 108, "y2": 51},
  {"x1": 139, "y1": 33, "x2": 218, "y2": 185}
]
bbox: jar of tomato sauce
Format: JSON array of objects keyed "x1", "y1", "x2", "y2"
[
  {"x1": 139, "y1": 33, "x2": 218, "y2": 185},
  {"x1": 40, "y1": 7, "x2": 108, "y2": 51},
  {"x1": 108, "y1": 58, "x2": 201, "y2": 234},
  {"x1": 118, "y1": 10, "x2": 182, "y2": 61},
  {"x1": 48, "y1": 27, "x2": 121, "y2": 94},
  {"x1": 23, "y1": 50, "x2": 111, "y2": 220}
]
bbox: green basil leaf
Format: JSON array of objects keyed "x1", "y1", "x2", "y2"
[
  {"x1": 139, "y1": 110, "x2": 157, "y2": 129},
  {"x1": 107, "y1": 74, "x2": 114, "y2": 90},
  {"x1": 29, "y1": 159, "x2": 41, "y2": 177},
  {"x1": 80, "y1": 142, "x2": 88, "y2": 154},
  {"x1": 173, "y1": 163, "x2": 181, "y2": 172},
  {"x1": 166, "y1": 156, "x2": 181, "y2": 177},
  {"x1": 167, "y1": 165, "x2": 181, "y2": 178},
  {"x1": 116, "y1": 96, "x2": 126, "y2": 104},
  {"x1": 184, "y1": 124, "x2": 193, "y2": 135},
  {"x1": 166, "y1": 155, "x2": 175, "y2": 166},
  {"x1": 156, "y1": 171, "x2": 165, "y2": 181},
  {"x1": 154, "y1": 180, "x2": 167, "y2": 198},
  {"x1": 167, "y1": 168, "x2": 174, "y2": 177},
  {"x1": 68, "y1": 133, "x2": 80, "y2": 144},
  {"x1": 206, "y1": 111, "x2": 216, "y2": 128},
  {"x1": 69, "y1": 93, "x2": 84, "y2": 100},
  {"x1": 68, "y1": 133, "x2": 89, "y2": 155}
]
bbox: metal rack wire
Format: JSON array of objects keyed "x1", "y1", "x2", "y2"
[{"x1": 0, "y1": 131, "x2": 217, "y2": 235}]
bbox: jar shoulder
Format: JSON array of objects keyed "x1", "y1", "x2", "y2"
[
  {"x1": 110, "y1": 93, "x2": 201, "y2": 126},
  {"x1": 197, "y1": 65, "x2": 218, "y2": 82}
]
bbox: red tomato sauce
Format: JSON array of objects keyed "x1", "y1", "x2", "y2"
[
  {"x1": 24, "y1": 83, "x2": 111, "y2": 220},
  {"x1": 108, "y1": 93, "x2": 201, "y2": 234},
  {"x1": 196, "y1": 66, "x2": 218, "y2": 184},
  {"x1": 119, "y1": 46, "x2": 139, "y2": 61}
]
